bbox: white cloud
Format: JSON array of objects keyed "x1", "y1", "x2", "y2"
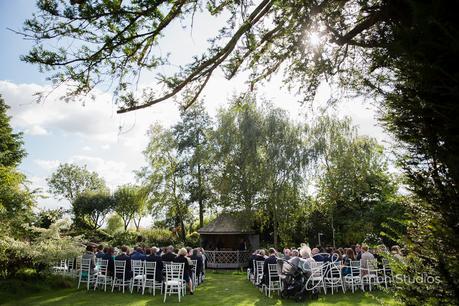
[
  {"x1": 34, "y1": 159, "x2": 61, "y2": 171},
  {"x1": 25, "y1": 125, "x2": 48, "y2": 135},
  {"x1": 69, "y1": 155, "x2": 135, "y2": 190}
]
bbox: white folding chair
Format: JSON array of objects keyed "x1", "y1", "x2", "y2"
[
  {"x1": 163, "y1": 263, "x2": 185, "y2": 303},
  {"x1": 324, "y1": 261, "x2": 345, "y2": 294},
  {"x1": 255, "y1": 260, "x2": 264, "y2": 285},
  {"x1": 131, "y1": 260, "x2": 145, "y2": 294},
  {"x1": 381, "y1": 258, "x2": 392, "y2": 288},
  {"x1": 112, "y1": 260, "x2": 130, "y2": 293},
  {"x1": 361, "y1": 259, "x2": 379, "y2": 291},
  {"x1": 94, "y1": 259, "x2": 112, "y2": 291},
  {"x1": 52, "y1": 260, "x2": 67, "y2": 274},
  {"x1": 344, "y1": 260, "x2": 362, "y2": 293},
  {"x1": 263, "y1": 264, "x2": 282, "y2": 297},
  {"x1": 143, "y1": 261, "x2": 162, "y2": 295},
  {"x1": 78, "y1": 258, "x2": 95, "y2": 290},
  {"x1": 308, "y1": 261, "x2": 327, "y2": 294},
  {"x1": 191, "y1": 259, "x2": 197, "y2": 290}
]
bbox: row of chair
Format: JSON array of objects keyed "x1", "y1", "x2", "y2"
[
  {"x1": 53, "y1": 257, "x2": 202, "y2": 302},
  {"x1": 249, "y1": 258, "x2": 393, "y2": 297}
]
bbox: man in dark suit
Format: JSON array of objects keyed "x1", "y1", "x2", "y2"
[
  {"x1": 130, "y1": 246, "x2": 146, "y2": 261},
  {"x1": 262, "y1": 248, "x2": 278, "y2": 285},
  {"x1": 146, "y1": 247, "x2": 163, "y2": 282},
  {"x1": 312, "y1": 247, "x2": 325, "y2": 262},
  {"x1": 95, "y1": 245, "x2": 104, "y2": 258},
  {"x1": 161, "y1": 245, "x2": 177, "y2": 262},
  {"x1": 115, "y1": 245, "x2": 132, "y2": 280}
]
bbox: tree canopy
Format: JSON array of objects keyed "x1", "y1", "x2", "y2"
[{"x1": 47, "y1": 163, "x2": 108, "y2": 204}]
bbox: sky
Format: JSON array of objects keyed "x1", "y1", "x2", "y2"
[{"x1": 0, "y1": 1, "x2": 392, "y2": 219}]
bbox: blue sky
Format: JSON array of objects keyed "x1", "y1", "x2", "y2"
[{"x1": 0, "y1": 1, "x2": 390, "y2": 221}]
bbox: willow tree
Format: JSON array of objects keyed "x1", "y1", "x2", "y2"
[
  {"x1": 173, "y1": 101, "x2": 213, "y2": 228},
  {"x1": 19, "y1": 1, "x2": 459, "y2": 302},
  {"x1": 143, "y1": 123, "x2": 190, "y2": 241}
]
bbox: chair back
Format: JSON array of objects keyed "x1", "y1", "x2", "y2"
[
  {"x1": 267, "y1": 264, "x2": 279, "y2": 281},
  {"x1": 165, "y1": 263, "x2": 184, "y2": 282},
  {"x1": 131, "y1": 260, "x2": 144, "y2": 277},
  {"x1": 75, "y1": 256, "x2": 82, "y2": 270},
  {"x1": 80, "y1": 258, "x2": 92, "y2": 279},
  {"x1": 328, "y1": 261, "x2": 341, "y2": 278},
  {"x1": 97, "y1": 259, "x2": 109, "y2": 275},
  {"x1": 367, "y1": 259, "x2": 378, "y2": 275},
  {"x1": 114, "y1": 260, "x2": 126, "y2": 280},
  {"x1": 144, "y1": 261, "x2": 157, "y2": 280},
  {"x1": 350, "y1": 260, "x2": 361, "y2": 276},
  {"x1": 255, "y1": 260, "x2": 264, "y2": 275},
  {"x1": 310, "y1": 261, "x2": 324, "y2": 277},
  {"x1": 67, "y1": 258, "x2": 75, "y2": 270},
  {"x1": 191, "y1": 259, "x2": 197, "y2": 272}
]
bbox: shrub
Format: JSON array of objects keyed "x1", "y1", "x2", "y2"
[
  {"x1": 185, "y1": 232, "x2": 200, "y2": 247},
  {"x1": 143, "y1": 228, "x2": 177, "y2": 247},
  {"x1": 109, "y1": 231, "x2": 139, "y2": 247}
]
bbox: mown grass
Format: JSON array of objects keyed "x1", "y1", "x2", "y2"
[{"x1": 1, "y1": 270, "x2": 400, "y2": 306}]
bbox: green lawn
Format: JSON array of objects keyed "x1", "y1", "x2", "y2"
[{"x1": 1, "y1": 271, "x2": 400, "y2": 306}]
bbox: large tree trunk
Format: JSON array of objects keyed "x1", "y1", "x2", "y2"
[{"x1": 197, "y1": 158, "x2": 204, "y2": 228}]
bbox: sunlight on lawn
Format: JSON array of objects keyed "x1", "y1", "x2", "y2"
[{"x1": 4, "y1": 271, "x2": 399, "y2": 306}]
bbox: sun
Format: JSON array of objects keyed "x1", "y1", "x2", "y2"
[{"x1": 308, "y1": 31, "x2": 322, "y2": 47}]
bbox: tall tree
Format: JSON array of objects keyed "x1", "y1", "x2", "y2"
[
  {"x1": 143, "y1": 123, "x2": 189, "y2": 241},
  {"x1": 73, "y1": 191, "x2": 113, "y2": 230},
  {"x1": 259, "y1": 106, "x2": 309, "y2": 247},
  {"x1": 113, "y1": 184, "x2": 144, "y2": 231},
  {"x1": 212, "y1": 95, "x2": 265, "y2": 212},
  {"x1": 0, "y1": 95, "x2": 26, "y2": 167},
  {"x1": 47, "y1": 163, "x2": 107, "y2": 204},
  {"x1": 0, "y1": 94, "x2": 34, "y2": 232},
  {"x1": 173, "y1": 100, "x2": 212, "y2": 228},
  {"x1": 311, "y1": 116, "x2": 405, "y2": 246}
]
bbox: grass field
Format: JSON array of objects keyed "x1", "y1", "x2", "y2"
[{"x1": 1, "y1": 271, "x2": 400, "y2": 306}]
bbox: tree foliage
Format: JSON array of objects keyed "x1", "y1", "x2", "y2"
[
  {"x1": 47, "y1": 163, "x2": 108, "y2": 204},
  {"x1": 73, "y1": 191, "x2": 113, "y2": 230},
  {"x1": 0, "y1": 95, "x2": 26, "y2": 167},
  {"x1": 173, "y1": 100, "x2": 213, "y2": 228},
  {"x1": 113, "y1": 184, "x2": 146, "y2": 231},
  {"x1": 311, "y1": 116, "x2": 406, "y2": 246}
]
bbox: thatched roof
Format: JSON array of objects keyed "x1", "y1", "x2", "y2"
[{"x1": 198, "y1": 213, "x2": 255, "y2": 235}]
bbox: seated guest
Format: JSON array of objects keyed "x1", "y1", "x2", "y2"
[
  {"x1": 312, "y1": 247, "x2": 325, "y2": 262},
  {"x1": 283, "y1": 248, "x2": 291, "y2": 260},
  {"x1": 255, "y1": 249, "x2": 266, "y2": 261},
  {"x1": 173, "y1": 248, "x2": 194, "y2": 295},
  {"x1": 248, "y1": 250, "x2": 258, "y2": 273},
  {"x1": 341, "y1": 248, "x2": 355, "y2": 276},
  {"x1": 162, "y1": 245, "x2": 177, "y2": 262},
  {"x1": 145, "y1": 247, "x2": 163, "y2": 282},
  {"x1": 130, "y1": 246, "x2": 146, "y2": 261},
  {"x1": 262, "y1": 248, "x2": 278, "y2": 285},
  {"x1": 199, "y1": 248, "x2": 206, "y2": 270},
  {"x1": 82, "y1": 245, "x2": 96, "y2": 272},
  {"x1": 101, "y1": 247, "x2": 115, "y2": 276},
  {"x1": 355, "y1": 244, "x2": 362, "y2": 261},
  {"x1": 290, "y1": 249, "x2": 299, "y2": 258},
  {"x1": 360, "y1": 244, "x2": 374, "y2": 276},
  {"x1": 115, "y1": 245, "x2": 132, "y2": 280},
  {"x1": 190, "y1": 248, "x2": 203, "y2": 282},
  {"x1": 95, "y1": 245, "x2": 104, "y2": 258},
  {"x1": 299, "y1": 246, "x2": 316, "y2": 270}
]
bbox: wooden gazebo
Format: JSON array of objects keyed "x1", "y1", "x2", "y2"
[{"x1": 199, "y1": 213, "x2": 259, "y2": 268}]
